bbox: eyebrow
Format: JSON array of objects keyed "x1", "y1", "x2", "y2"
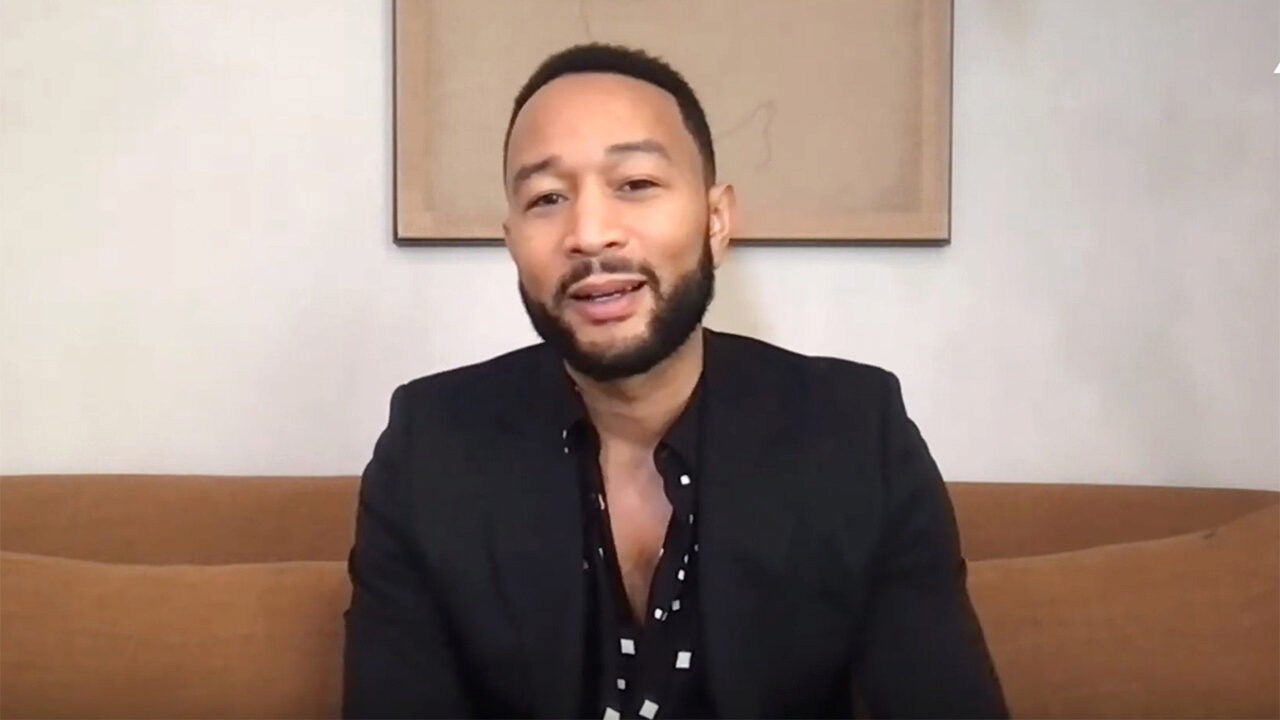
[
  {"x1": 507, "y1": 139, "x2": 673, "y2": 194},
  {"x1": 605, "y1": 139, "x2": 671, "y2": 162},
  {"x1": 509, "y1": 157, "x2": 558, "y2": 195}
]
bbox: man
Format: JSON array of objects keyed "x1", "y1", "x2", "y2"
[{"x1": 344, "y1": 43, "x2": 1007, "y2": 719}]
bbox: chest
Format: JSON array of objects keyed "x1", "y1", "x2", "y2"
[{"x1": 600, "y1": 462, "x2": 672, "y2": 617}]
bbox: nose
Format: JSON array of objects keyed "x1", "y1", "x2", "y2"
[{"x1": 564, "y1": 184, "x2": 626, "y2": 257}]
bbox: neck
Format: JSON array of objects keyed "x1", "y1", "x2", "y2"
[{"x1": 566, "y1": 328, "x2": 705, "y2": 450}]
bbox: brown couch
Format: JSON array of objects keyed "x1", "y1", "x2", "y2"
[{"x1": 1, "y1": 474, "x2": 1276, "y2": 719}]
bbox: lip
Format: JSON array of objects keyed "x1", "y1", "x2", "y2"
[
  {"x1": 567, "y1": 276, "x2": 648, "y2": 301},
  {"x1": 566, "y1": 281, "x2": 646, "y2": 324}
]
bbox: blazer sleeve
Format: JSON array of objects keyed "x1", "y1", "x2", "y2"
[
  {"x1": 342, "y1": 384, "x2": 475, "y2": 718},
  {"x1": 852, "y1": 371, "x2": 1009, "y2": 719}
]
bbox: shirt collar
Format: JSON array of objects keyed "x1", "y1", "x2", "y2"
[{"x1": 551, "y1": 361, "x2": 704, "y2": 468}]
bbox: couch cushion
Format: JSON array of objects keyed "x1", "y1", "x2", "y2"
[
  {"x1": 968, "y1": 503, "x2": 1279, "y2": 719},
  {"x1": 0, "y1": 552, "x2": 349, "y2": 719}
]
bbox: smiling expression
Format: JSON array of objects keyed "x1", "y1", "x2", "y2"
[{"x1": 503, "y1": 72, "x2": 735, "y2": 379}]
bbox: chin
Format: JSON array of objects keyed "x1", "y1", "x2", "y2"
[{"x1": 570, "y1": 319, "x2": 651, "y2": 357}]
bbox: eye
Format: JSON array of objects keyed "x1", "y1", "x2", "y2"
[
  {"x1": 619, "y1": 178, "x2": 659, "y2": 193},
  {"x1": 525, "y1": 193, "x2": 565, "y2": 211}
]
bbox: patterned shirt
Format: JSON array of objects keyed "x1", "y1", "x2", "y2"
[{"x1": 562, "y1": 378, "x2": 714, "y2": 720}]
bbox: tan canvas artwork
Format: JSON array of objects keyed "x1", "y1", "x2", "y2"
[{"x1": 394, "y1": 0, "x2": 952, "y2": 244}]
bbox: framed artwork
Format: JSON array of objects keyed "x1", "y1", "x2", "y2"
[{"x1": 394, "y1": 0, "x2": 952, "y2": 244}]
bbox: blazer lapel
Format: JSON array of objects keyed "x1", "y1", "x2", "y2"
[
  {"x1": 483, "y1": 348, "x2": 584, "y2": 718},
  {"x1": 698, "y1": 330, "x2": 803, "y2": 718},
  {"x1": 477, "y1": 332, "x2": 802, "y2": 718}
]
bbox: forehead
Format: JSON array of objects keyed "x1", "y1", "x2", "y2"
[{"x1": 506, "y1": 72, "x2": 698, "y2": 173}]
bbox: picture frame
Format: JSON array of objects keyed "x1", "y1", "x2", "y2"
[{"x1": 394, "y1": 0, "x2": 952, "y2": 244}]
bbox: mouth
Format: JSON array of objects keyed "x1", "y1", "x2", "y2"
[
  {"x1": 565, "y1": 278, "x2": 648, "y2": 324},
  {"x1": 568, "y1": 278, "x2": 647, "y2": 303}
]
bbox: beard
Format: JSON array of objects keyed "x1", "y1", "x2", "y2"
[{"x1": 519, "y1": 239, "x2": 716, "y2": 382}]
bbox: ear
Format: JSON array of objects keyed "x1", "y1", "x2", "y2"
[
  {"x1": 706, "y1": 183, "x2": 737, "y2": 268},
  {"x1": 501, "y1": 220, "x2": 512, "y2": 250}
]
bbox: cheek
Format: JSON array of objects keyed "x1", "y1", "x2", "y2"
[
  {"x1": 510, "y1": 248, "x2": 562, "y2": 301},
  {"x1": 627, "y1": 202, "x2": 707, "y2": 271},
  {"x1": 649, "y1": 235, "x2": 706, "y2": 289},
  {"x1": 628, "y1": 193, "x2": 704, "y2": 234}
]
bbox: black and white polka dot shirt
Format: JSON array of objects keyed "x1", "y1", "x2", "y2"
[{"x1": 563, "y1": 379, "x2": 714, "y2": 720}]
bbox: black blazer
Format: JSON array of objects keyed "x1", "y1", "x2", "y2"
[{"x1": 343, "y1": 330, "x2": 1007, "y2": 719}]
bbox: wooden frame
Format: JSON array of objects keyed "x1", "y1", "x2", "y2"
[{"x1": 394, "y1": 0, "x2": 952, "y2": 244}]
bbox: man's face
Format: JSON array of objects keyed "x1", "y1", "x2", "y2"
[{"x1": 503, "y1": 72, "x2": 733, "y2": 381}]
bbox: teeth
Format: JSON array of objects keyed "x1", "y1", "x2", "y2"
[{"x1": 581, "y1": 283, "x2": 641, "y2": 302}]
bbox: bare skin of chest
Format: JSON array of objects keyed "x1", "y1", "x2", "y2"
[{"x1": 599, "y1": 452, "x2": 672, "y2": 625}]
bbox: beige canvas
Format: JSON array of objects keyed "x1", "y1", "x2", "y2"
[{"x1": 395, "y1": 0, "x2": 952, "y2": 243}]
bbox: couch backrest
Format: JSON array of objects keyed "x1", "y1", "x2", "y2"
[
  {"x1": 947, "y1": 481, "x2": 1278, "y2": 559},
  {"x1": 1, "y1": 474, "x2": 1276, "y2": 563},
  {"x1": 0, "y1": 475, "x2": 358, "y2": 564}
]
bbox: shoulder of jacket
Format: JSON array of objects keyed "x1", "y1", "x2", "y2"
[
  {"x1": 394, "y1": 341, "x2": 549, "y2": 407},
  {"x1": 712, "y1": 329, "x2": 896, "y2": 389}
]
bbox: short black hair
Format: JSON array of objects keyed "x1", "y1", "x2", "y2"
[{"x1": 503, "y1": 43, "x2": 716, "y2": 186}]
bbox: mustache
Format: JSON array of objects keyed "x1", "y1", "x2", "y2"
[{"x1": 553, "y1": 257, "x2": 660, "y2": 305}]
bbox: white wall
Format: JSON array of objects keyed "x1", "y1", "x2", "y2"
[{"x1": 1, "y1": 1, "x2": 1276, "y2": 489}]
